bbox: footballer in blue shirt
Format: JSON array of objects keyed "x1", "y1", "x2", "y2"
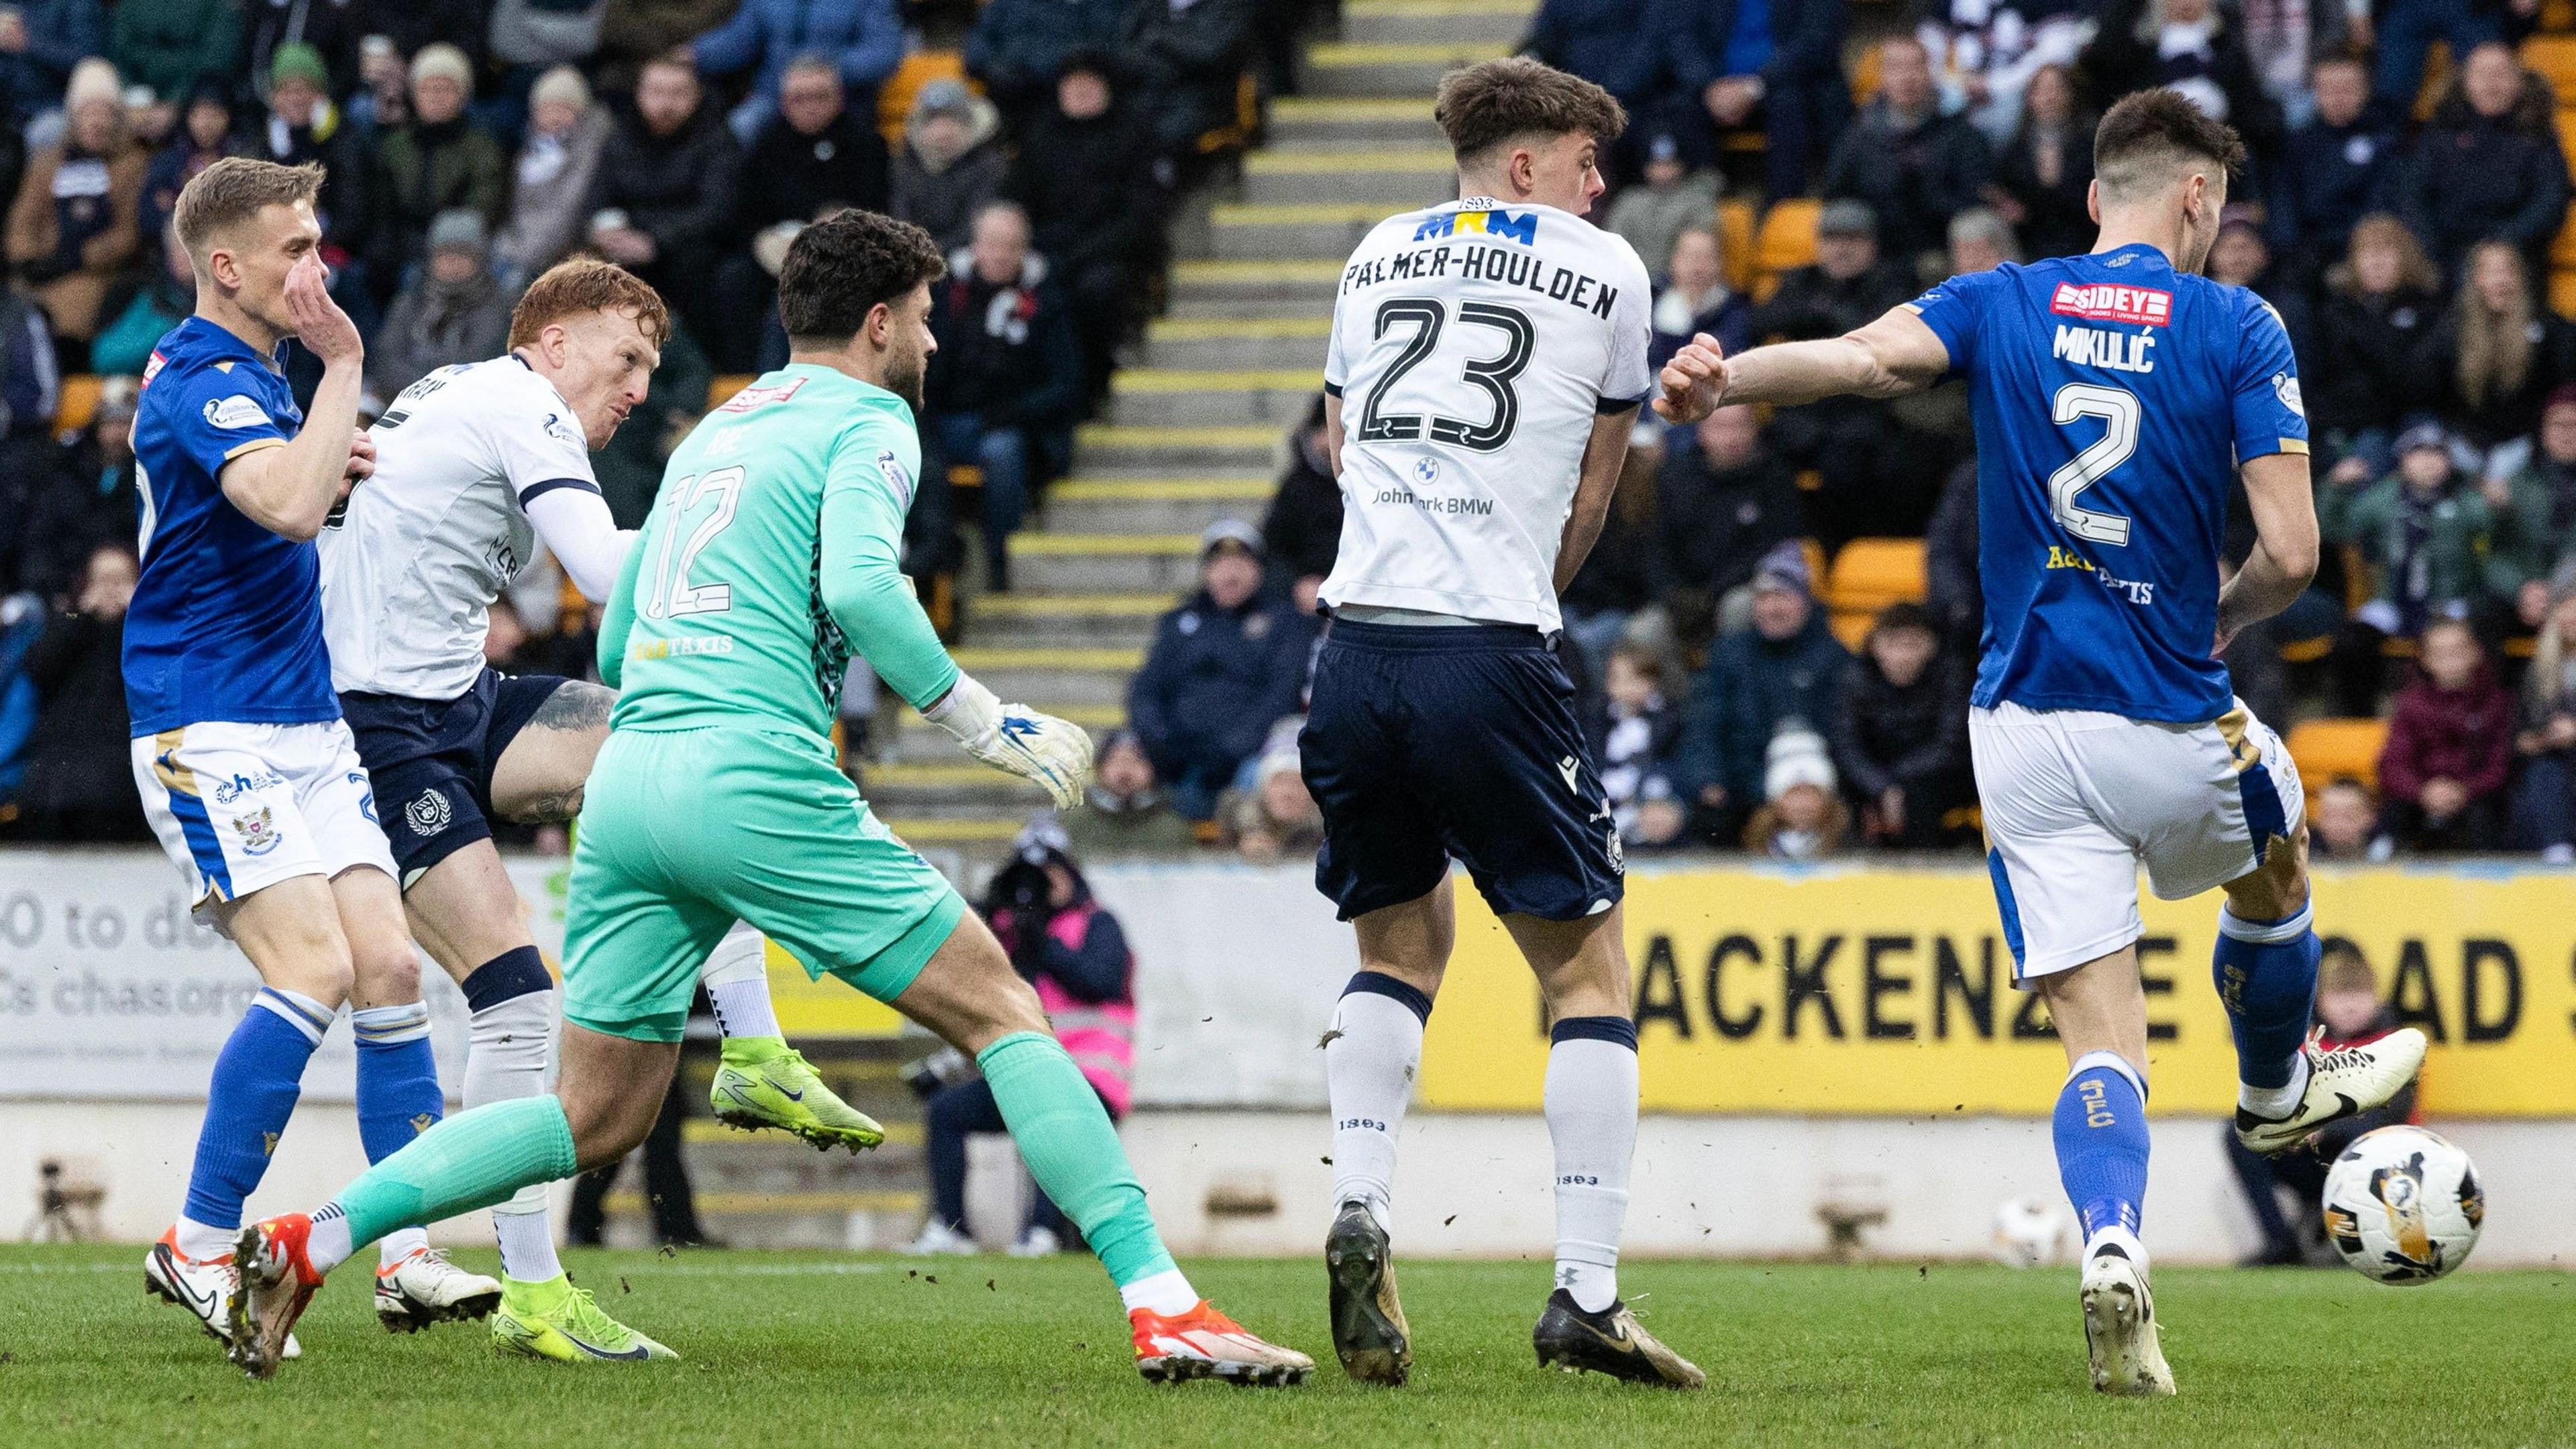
[
  {"x1": 1652, "y1": 91, "x2": 2425, "y2": 1396},
  {"x1": 129, "y1": 158, "x2": 499, "y2": 1350}
]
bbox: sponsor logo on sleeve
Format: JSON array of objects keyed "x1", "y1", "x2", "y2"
[
  {"x1": 2048, "y1": 282, "x2": 2171, "y2": 327},
  {"x1": 2273, "y1": 372, "x2": 2305, "y2": 417},
  {"x1": 876, "y1": 449, "x2": 915, "y2": 509},
  {"x1": 203, "y1": 394, "x2": 273, "y2": 430}
]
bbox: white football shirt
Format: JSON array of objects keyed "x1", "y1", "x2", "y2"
[
  {"x1": 1320, "y1": 196, "x2": 1653, "y2": 632},
  {"x1": 319, "y1": 356, "x2": 603, "y2": 699}
]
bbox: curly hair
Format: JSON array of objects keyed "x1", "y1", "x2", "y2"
[
  {"x1": 777, "y1": 209, "x2": 947, "y2": 345},
  {"x1": 507, "y1": 258, "x2": 670, "y2": 349},
  {"x1": 2092, "y1": 88, "x2": 2246, "y2": 203},
  {"x1": 1433, "y1": 58, "x2": 1626, "y2": 167}
]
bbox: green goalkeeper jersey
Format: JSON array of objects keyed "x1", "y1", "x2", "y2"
[{"x1": 597, "y1": 364, "x2": 959, "y2": 741}]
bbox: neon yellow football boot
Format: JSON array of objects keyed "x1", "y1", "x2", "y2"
[
  {"x1": 709, "y1": 1036, "x2": 885, "y2": 1152},
  {"x1": 489, "y1": 1274, "x2": 677, "y2": 1363}
]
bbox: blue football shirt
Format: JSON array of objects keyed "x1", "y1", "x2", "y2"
[
  {"x1": 124, "y1": 317, "x2": 340, "y2": 734},
  {"x1": 1908, "y1": 242, "x2": 2308, "y2": 724}
]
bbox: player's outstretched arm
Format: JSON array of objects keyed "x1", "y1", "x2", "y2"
[
  {"x1": 594, "y1": 517, "x2": 649, "y2": 689},
  {"x1": 525, "y1": 486, "x2": 637, "y2": 604},
  {"x1": 2216, "y1": 451, "x2": 2320, "y2": 651},
  {"x1": 1658, "y1": 307, "x2": 1951, "y2": 423},
  {"x1": 818, "y1": 443, "x2": 1091, "y2": 806},
  {"x1": 219, "y1": 252, "x2": 370, "y2": 541}
]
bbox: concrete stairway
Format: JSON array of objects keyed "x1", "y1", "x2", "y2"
[{"x1": 873, "y1": 0, "x2": 1532, "y2": 856}]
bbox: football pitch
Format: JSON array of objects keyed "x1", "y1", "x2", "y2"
[{"x1": 3, "y1": 1246, "x2": 2571, "y2": 1448}]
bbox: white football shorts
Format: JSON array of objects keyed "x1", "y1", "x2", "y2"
[
  {"x1": 1970, "y1": 697, "x2": 2304, "y2": 983},
  {"x1": 131, "y1": 719, "x2": 398, "y2": 921}
]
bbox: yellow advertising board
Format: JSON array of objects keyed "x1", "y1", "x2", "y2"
[{"x1": 1417, "y1": 865, "x2": 2576, "y2": 1117}]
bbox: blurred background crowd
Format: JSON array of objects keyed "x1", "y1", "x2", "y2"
[{"x1": 7, "y1": 0, "x2": 2576, "y2": 874}]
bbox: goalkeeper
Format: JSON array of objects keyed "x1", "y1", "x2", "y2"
[{"x1": 223, "y1": 210, "x2": 1313, "y2": 1387}]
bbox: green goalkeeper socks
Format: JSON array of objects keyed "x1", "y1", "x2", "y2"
[
  {"x1": 977, "y1": 1030, "x2": 1177, "y2": 1289},
  {"x1": 328, "y1": 1095, "x2": 578, "y2": 1265}
]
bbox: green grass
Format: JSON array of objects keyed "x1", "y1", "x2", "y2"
[{"x1": 3, "y1": 1246, "x2": 2572, "y2": 1447}]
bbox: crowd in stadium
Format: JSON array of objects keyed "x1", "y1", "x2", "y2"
[{"x1": 6, "y1": 0, "x2": 2576, "y2": 867}]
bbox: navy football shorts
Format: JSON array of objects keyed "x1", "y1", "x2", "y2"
[
  {"x1": 1299, "y1": 619, "x2": 1624, "y2": 923},
  {"x1": 340, "y1": 668, "x2": 570, "y2": 885}
]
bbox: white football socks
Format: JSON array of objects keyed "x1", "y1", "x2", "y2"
[
  {"x1": 1545, "y1": 1032, "x2": 1639, "y2": 1314},
  {"x1": 463, "y1": 969, "x2": 561, "y2": 1281},
  {"x1": 2238, "y1": 1051, "x2": 2310, "y2": 1120},
  {"x1": 1118, "y1": 1268, "x2": 1201, "y2": 1317},
  {"x1": 701, "y1": 921, "x2": 782, "y2": 1039},
  {"x1": 1324, "y1": 985, "x2": 1426, "y2": 1232},
  {"x1": 175, "y1": 1216, "x2": 235, "y2": 1261},
  {"x1": 380, "y1": 1225, "x2": 428, "y2": 1269}
]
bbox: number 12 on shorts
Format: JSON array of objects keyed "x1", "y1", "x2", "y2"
[{"x1": 645, "y1": 464, "x2": 744, "y2": 619}]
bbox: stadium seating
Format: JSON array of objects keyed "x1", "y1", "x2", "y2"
[
  {"x1": 1822, "y1": 536, "x2": 1927, "y2": 647},
  {"x1": 2286, "y1": 716, "x2": 2391, "y2": 793},
  {"x1": 1717, "y1": 197, "x2": 1758, "y2": 294},
  {"x1": 876, "y1": 50, "x2": 971, "y2": 146},
  {"x1": 2523, "y1": 34, "x2": 2576, "y2": 103},
  {"x1": 54, "y1": 374, "x2": 103, "y2": 435},
  {"x1": 1754, "y1": 199, "x2": 1821, "y2": 301}
]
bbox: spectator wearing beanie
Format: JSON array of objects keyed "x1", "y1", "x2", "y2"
[
  {"x1": 371, "y1": 208, "x2": 511, "y2": 396},
  {"x1": 922, "y1": 200, "x2": 1083, "y2": 593},
  {"x1": 891, "y1": 78, "x2": 1008, "y2": 254},
  {"x1": 692, "y1": 0, "x2": 903, "y2": 144},
  {"x1": 107, "y1": 0, "x2": 243, "y2": 105},
  {"x1": 1674, "y1": 541, "x2": 1849, "y2": 843},
  {"x1": 493, "y1": 65, "x2": 609, "y2": 286},
  {"x1": 360, "y1": 42, "x2": 506, "y2": 305},
  {"x1": 2321, "y1": 422, "x2": 2508, "y2": 655},
  {"x1": 586, "y1": 54, "x2": 739, "y2": 356},
  {"x1": 1128, "y1": 521, "x2": 1316, "y2": 820},
  {"x1": 7, "y1": 58, "x2": 144, "y2": 349},
  {"x1": 1742, "y1": 727, "x2": 1849, "y2": 859}
]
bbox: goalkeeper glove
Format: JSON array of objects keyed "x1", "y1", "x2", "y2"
[{"x1": 924, "y1": 672, "x2": 1093, "y2": 809}]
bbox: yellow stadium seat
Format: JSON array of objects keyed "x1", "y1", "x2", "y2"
[
  {"x1": 1799, "y1": 537, "x2": 1826, "y2": 589},
  {"x1": 55, "y1": 373, "x2": 102, "y2": 433},
  {"x1": 706, "y1": 374, "x2": 755, "y2": 411},
  {"x1": 2552, "y1": 267, "x2": 2576, "y2": 319},
  {"x1": 1827, "y1": 611, "x2": 1874, "y2": 649},
  {"x1": 1824, "y1": 537, "x2": 1928, "y2": 616},
  {"x1": 2552, "y1": 194, "x2": 2576, "y2": 268},
  {"x1": 2523, "y1": 35, "x2": 2576, "y2": 101},
  {"x1": 2286, "y1": 717, "x2": 2392, "y2": 794},
  {"x1": 878, "y1": 51, "x2": 970, "y2": 146},
  {"x1": 1756, "y1": 199, "x2": 1821, "y2": 278},
  {"x1": 2415, "y1": 42, "x2": 2453, "y2": 123},
  {"x1": 1849, "y1": 46, "x2": 1881, "y2": 105},
  {"x1": 1717, "y1": 198, "x2": 1757, "y2": 295}
]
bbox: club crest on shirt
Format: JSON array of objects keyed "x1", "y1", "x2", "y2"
[{"x1": 231, "y1": 806, "x2": 282, "y2": 856}]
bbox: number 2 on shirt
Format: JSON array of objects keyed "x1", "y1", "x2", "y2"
[{"x1": 2048, "y1": 382, "x2": 2137, "y2": 547}]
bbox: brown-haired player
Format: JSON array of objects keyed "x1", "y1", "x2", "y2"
[
  {"x1": 1656, "y1": 89, "x2": 2424, "y2": 1395},
  {"x1": 232, "y1": 210, "x2": 1311, "y2": 1386},
  {"x1": 313, "y1": 256, "x2": 883, "y2": 1362},
  {"x1": 1305, "y1": 55, "x2": 1703, "y2": 1390},
  {"x1": 131, "y1": 157, "x2": 500, "y2": 1356}
]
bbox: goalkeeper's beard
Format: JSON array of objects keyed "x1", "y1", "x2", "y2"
[{"x1": 887, "y1": 350, "x2": 927, "y2": 415}]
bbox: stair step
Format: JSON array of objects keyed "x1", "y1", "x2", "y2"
[
  {"x1": 1140, "y1": 315, "x2": 1331, "y2": 368},
  {"x1": 1266, "y1": 95, "x2": 1448, "y2": 147},
  {"x1": 1166, "y1": 260, "x2": 1342, "y2": 317},
  {"x1": 1108, "y1": 368, "x2": 1322, "y2": 427},
  {"x1": 1341, "y1": 0, "x2": 1532, "y2": 46},
  {"x1": 959, "y1": 592, "x2": 1172, "y2": 647},
  {"x1": 1046, "y1": 474, "x2": 1274, "y2": 533},
  {"x1": 864, "y1": 761, "x2": 1071, "y2": 808},
  {"x1": 1075, "y1": 423, "x2": 1279, "y2": 470},
  {"x1": 1008, "y1": 531, "x2": 1205, "y2": 593},
  {"x1": 944, "y1": 645, "x2": 1144, "y2": 706},
  {"x1": 1207, "y1": 201, "x2": 1387, "y2": 260},
  {"x1": 1302, "y1": 40, "x2": 1511, "y2": 96},
  {"x1": 884, "y1": 815, "x2": 1037, "y2": 844},
  {"x1": 1242, "y1": 147, "x2": 1456, "y2": 206}
]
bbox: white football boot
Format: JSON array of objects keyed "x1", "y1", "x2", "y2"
[
  {"x1": 374, "y1": 1244, "x2": 503, "y2": 1332},
  {"x1": 2235, "y1": 1026, "x2": 2428, "y2": 1155},
  {"x1": 146, "y1": 1230, "x2": 299, "y2": 1360},
  {"x1": 2079, "y1": 1240, "x2": 2174, "y2": 1397}
]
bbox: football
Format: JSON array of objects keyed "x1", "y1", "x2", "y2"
[
  {"x1": 1992, "y1": 1197, "x2": 2066, "y2": 1269},
  {"x1": 2321, "y1": 1126, "x2": 2486, "y2": 1285}
]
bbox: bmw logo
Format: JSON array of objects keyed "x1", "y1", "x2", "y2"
[{"x1": 1413, "y1": 458, "x2": 1439, "y2": 484}]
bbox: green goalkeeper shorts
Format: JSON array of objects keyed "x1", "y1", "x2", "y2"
[{"x1": 561, "y1": 725, "x2": 967, "y2": 1043}]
